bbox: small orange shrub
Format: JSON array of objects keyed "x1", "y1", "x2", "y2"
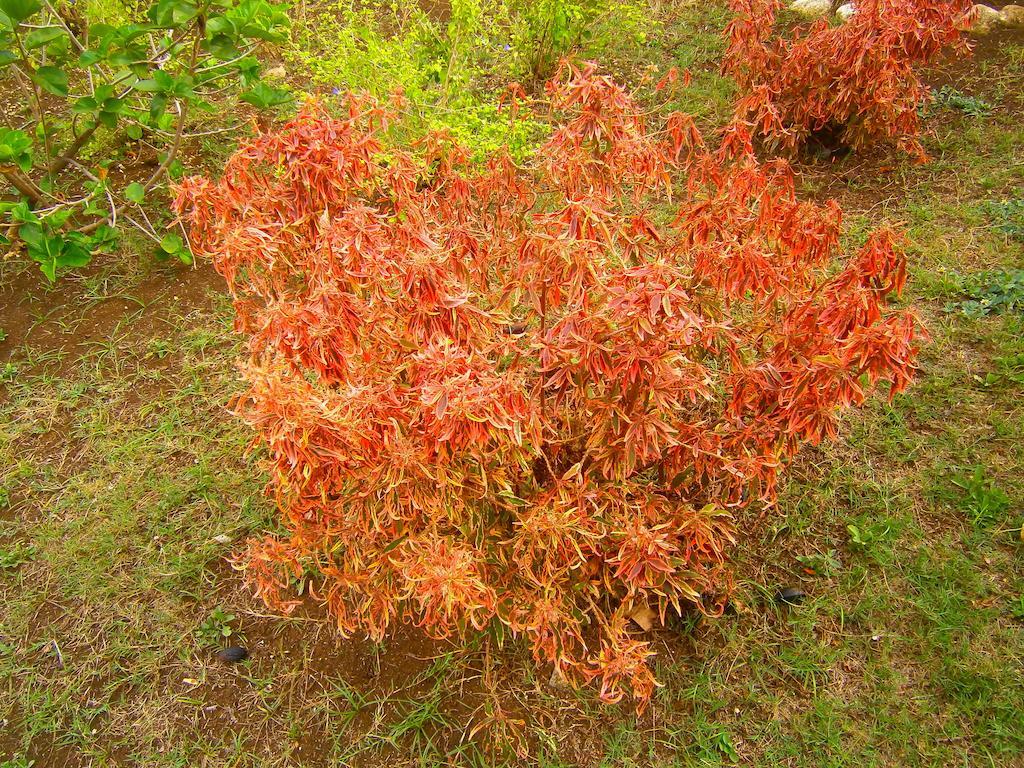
[
  {"x1": 174, "y1": 64, "x2": 921, "y2": 706},
  {"x1": 724, "y1": 0, "x2": 973, "y2": 160}
]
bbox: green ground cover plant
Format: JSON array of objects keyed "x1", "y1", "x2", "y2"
[
  {"x1": 951, "y1": 268, "x2": 1024, "y2": 317},
  {"x1": 927, "y1": 84, "x2": 993, "y2": 117},
  {"x1": 984, "y1": 192, "x2": 1024, "y2": 241}
]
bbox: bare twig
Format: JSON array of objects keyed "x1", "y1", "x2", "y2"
[
  {"x1": 50, "y1": 639, "x2": 64, "y2": 669},
  {"x1": 122, "y1": 214, "x2": 163, "y2": 244},
  {"x1": 41, "y1": 1, "x2": 86, "y2": 53}
]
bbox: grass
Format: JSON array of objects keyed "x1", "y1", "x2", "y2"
[{"x1": 1, "y1": 3, "x2": 1023, "y2": 766}]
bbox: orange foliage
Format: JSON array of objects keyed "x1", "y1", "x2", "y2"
[
  {"x1": 174, "y1": 64, "x2": 921, "y2": 706},
  {"x1": 724, "y1": 0, "x2": 973, "y2": 160}
]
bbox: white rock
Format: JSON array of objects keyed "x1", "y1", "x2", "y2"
[
  {"x1": 1000, "y1": 4, "x2": 1024, "y2": 27},
  {"x1": 836, "y1": 2, "x2": 856, "y2": 20},
  {"x1": 265, "y1": 65, "x2": 288, "y2": 80},
  {"x1": 970, "y1": 4, "x2": 1002, "y2": 32},
  {"x1": 789, "y1": 0, "x2": 832, "y2": 18}
]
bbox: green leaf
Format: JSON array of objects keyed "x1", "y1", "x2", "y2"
[
  {"x1": 37, "y1": 258, "x2": 57, "y2": 282},
  {"x1": 0, "y1": 0, "x2": 42, "y2": 24},
  {"x1": 159, "y1": 232, "x2": 183, "y2": 254},
  {"x1": 154, "y1": 111, "x2": 174, "y2": 130},
  {"x1": 24, "y1": 25, "x2": 64, "y2": 48},
  {"x1": 100, "y1": 96, "x2": 125, "y2": 114},
  {"x1": 0, "y1": 127, "x2": 32, "y2": 171},
  {"x1": 90, "y1": 224, "x2": 119, "y2": 251},
  {"x1": 224, "y1": 0, "x2": 290, "y2": 43},
  {"x1": 150, "y1": 0, "x2": 198, "y2": 27},
  {"x1": 47, "y1": 207, "x2": 72, "y2": 227},
  {"x1": 124, "y1": 182, "x2": 145, "y2": 203},
  {"x1": 0, "y1": 50, "x2": 19, "y2": 66},
  {"x1": 9, "y1": 200, "x2": 36, "y2": 224},
  {"x1": 108, "y1": 44, "x2": 148, "y2": 68},
  {"x1": 132, "y1": 78, "x2": 161, "y2": 93},
  {"x1": 26, "y1": 232, "x2": 91, "y2": 283},
  {"x1": 159, "y1": 231, "x2": 192, "y2": 264},
  {"x1": 205, "y1": 15, "x2": 236, "y2": 36},
  {"x1": 77, "y1": 49, "x2": 104, "y2": 66},
  {"x1": 43, "y1": 33, "x2": 69, "y2": 58},
  {"x1": 72, "y1": 95, "x2": 99, "y2": 113},
  {"x1": 60, "y1": 241, "x2": 91, "y2": 267},
  {"x1": 240, "y1": 81, "x2": 292, "y2": 109},
  {"x1": 136, "y1": 69, "x2": 192, "y2": 98},
  {"x1": 30, "y1": 65, "x2": 68, "y2": 96},
  {"x1": 235, "y1": 56, "x2": 261, "y2": 84},
  {"x1": 17, "y1": 221, "x2": 43, "y2": 248},
  {"x1": 148, "y1": 93, "x2": 167, "y2": 123},
  {"x1": 82, "y1": 195, "x2": 110, "y2": 217},
  {"x1": 203, "y1": 33, "x2": 240, "y2": 61},
  {"x1": 125, "y1": 123, "x2": 143, "y2": 140}
]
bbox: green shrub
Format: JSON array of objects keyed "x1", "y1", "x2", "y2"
[
  {"x1": 286, "y1": 0, "x2": 654, "y2": 161},
  {"x1": 0, "y1": 0, "x2": 291, "y2": 280},
  {"x1": 505, "y1": 0, "x2": 652, "y2": 80}
]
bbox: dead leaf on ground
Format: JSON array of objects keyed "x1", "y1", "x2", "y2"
[{"x1": 628, "y1": 604, "x2": 658, "y2": 632}]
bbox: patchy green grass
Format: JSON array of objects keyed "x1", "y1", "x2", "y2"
[{"x1": 1, "y1": 3, "x2": 1023, "y2": 767}]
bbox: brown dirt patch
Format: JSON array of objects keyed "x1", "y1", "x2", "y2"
[{"x1": 0, "y1": 260, "x2": 224, "y2": 371}]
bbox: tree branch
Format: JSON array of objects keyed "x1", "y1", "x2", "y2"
[
  {"x1": 47, "y1": 121, "x2": 99, "y2": 176},
  {"x1": 1, "y1": 167, "x2": 44, "y2": 203}
]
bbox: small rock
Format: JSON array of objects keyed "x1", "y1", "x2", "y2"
[
  {"x1": 212, "y1": 533, "x2": 232, "y2": 545},
  {"x1": 776, "y1": 586, "x2": 807, "y2": 605},
  {"x1": 216, "y1": 646, "x2": 249, "y2": 663},
  {"x1": 265, "y1": 65, "x2": 287, "y2": 80},
  {"x1": 970, "y1": 4, "x2": 1002, "y2": 32},
  {"x1": 836, "y1": 2, "x2": 856, "y2": 20},
  {"x1": 1000, "y1": 4, "x2": 1024, "y2": 26},
  {"x1": 789, "y1": 0, "x2": 832, "y2": 17}
]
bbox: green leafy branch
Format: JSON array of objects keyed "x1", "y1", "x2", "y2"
[{"x1": 0, "y1": 0, "x2": 292, "y2": 279}]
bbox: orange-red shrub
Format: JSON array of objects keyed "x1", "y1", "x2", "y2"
[
  {"x1": 174, "y1": 64, "x2": 921, "y2": 706},
  {"x1": 724, "y1": 0, "x2": 973, "y2": 160}
]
